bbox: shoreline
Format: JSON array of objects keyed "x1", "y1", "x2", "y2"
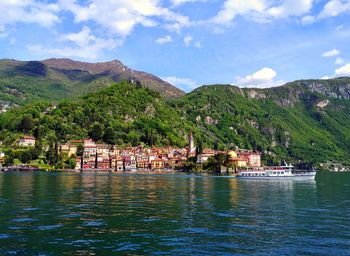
[{"x1": 0, "y1": 167, "x2": 185, "y2": 174}]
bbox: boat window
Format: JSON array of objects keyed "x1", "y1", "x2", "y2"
[{"x1": 273, "y1": 172, "x2": 276, "y2": 174}]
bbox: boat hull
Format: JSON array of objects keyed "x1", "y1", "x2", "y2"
[{"x1": 237, "y1": 174, "x2": 316, "y2": 180}]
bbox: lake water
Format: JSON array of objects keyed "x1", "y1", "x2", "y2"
[{"x1": 0, "y1": 171, "x2": 349, "y2": 255}]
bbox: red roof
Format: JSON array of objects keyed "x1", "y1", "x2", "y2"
[
  {"x1": 70, "y1": 140, "x2": 83, "y2": 143},
  {"x1": 22, "y1": 136, "x2": 35, "y2": 140}
]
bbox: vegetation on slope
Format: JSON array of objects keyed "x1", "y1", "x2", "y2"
[
  {"x1": 1, "y1": 76, "x2": 350, "y2": 167},
  {"x1": 170, "y1": 83, "x2": 350, "y2": 165},
  {"x1": 0, "y1": 82, "x2": 194, "y2": 150}
]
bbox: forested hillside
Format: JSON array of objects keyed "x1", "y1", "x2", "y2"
[{"x1": 1, "y1": 76, "x2": 350, "y2": 166}]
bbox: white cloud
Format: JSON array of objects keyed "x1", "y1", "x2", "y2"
[
  {"x1": 162, "y1": 76, "x2": 199, "y2": 91},
  {"x1": 235, "y1": 67, "x2": 284, "y2": 88},
  {"x1": 209, "y1": 0, "x2": 316, "y2": 26},
  {"x1": 194, "y1": 41, "x2": 202, "y2": 48},
  {"x1": 27, "y1": 26, "x2": 119, "y2": 59},
  {"x1": 268, "y1": 0, "x2": 314, "y2": 18},
  {"x1": 182, "y1": 35, "x2": 201, "y2": 48},
  {"x1": 0, "y1": 25, "x2": 8, "y2": 38},
  {"x1": 171, "y1": 0, "x2": 207, "y2": 6},
  {"x1": 58, "y1": 0, "x2": 190, "y2": 37},
  {"x1": 322, "y1": 49, "x2": 340, "y2": 57},
  {"x1": 184, "y1": 35, "x2": 193, "y2": 46},
  {"x1": 304, "y1": 0, "x2": 350, "y2": 24},
  {"x1": 335, "y1": 63, "x2": 350, "y2": 77},
  {"x1": 321, "y1": 75, "x2": 331, "y2": 80},
  {"x1": 301, "y1": 15, "x2": 316, "y2": 24},
  {"x1": 210, "y1": 0, "x2": 267, "y2": 25},
  {"x1": 0, "y1": 1, "x2": 59, "y2": 29},
  {"x1": 335, "y1": 57, "x2": 344, "y2": 65},
  {"x1": 156, "y1": 35, "x2": 172, "y2": 44},
  {"x1": 318, "y1": 0, "x2": 350, "y2": 19}
]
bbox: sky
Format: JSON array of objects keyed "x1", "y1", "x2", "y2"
[{"x1": 0, "y1": 0, "x2": 350, "y2": 92}]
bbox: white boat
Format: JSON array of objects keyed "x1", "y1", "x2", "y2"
[{"x1": 237, "y1": 164, "x2": 316, "y2": 180}]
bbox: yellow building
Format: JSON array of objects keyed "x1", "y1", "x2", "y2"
[{"x1": 228, "y1": 151, "x2": 247, "y2": 168}]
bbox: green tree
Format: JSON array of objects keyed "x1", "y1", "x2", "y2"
[
  {"x1": 20, "y1": 150, "x2": 32, "y2": 164},
  {"x1": 214, "y1": 153, "x2": 229, "y2": 166},
  {"x1": 17, "y1": 115, "x2": 34, "y2": 133},
  {"x1": 4, "y1": 155, "x2": 14, "y2": 167},
  {"x1": 196, "y1": 137, "x2": 203, "y2": 155},
  {"x1": 65, "y1": 157, "x2": 76, "y2": 169},
  {"x1": 89, "y1": 123, "x2": 103, "y2": 141},
  {"x1": 31, "y1": 140, "x2": 42, "y2": 159},
  {"x1": 76, "y1": 144, "x2": 84, "y2": 157},
  {"x1": 103, "y1": 127, "x2": 117, "y2": 144},
  {"x1": 46, "y1": 141, "x2": 56, "y2": 165}
]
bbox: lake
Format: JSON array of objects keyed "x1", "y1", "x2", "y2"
[{"x1": 0, "y1": 171, "x2": 349, "y2": 255}]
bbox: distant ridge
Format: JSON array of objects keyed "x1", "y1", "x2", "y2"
[
  {"x1": 0, "y1": 58, "x2": 185, "y2": 108},
  {"x1": 41, "y1": 58, "x2": 184, "y2": 98}
]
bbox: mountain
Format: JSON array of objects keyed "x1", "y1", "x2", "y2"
[
  {"x1": 0, "y1": 58, "x2": 184, "y2": 110},
  {"x1": 41, "y1": 58, "x2": 184, "y2": 98},
  {"x1": 170, "y1": 77, "x2": 350, "y2": 165},
  {"x1": 1, "y1": 73, "x2": 350, "y2": 167}
]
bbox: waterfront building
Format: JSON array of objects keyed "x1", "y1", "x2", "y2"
[
  {"x1": 124, "y1": 155, "x2": 137, "y2": 171},
  {"x1": 97, "y1": 157, "x2": 110, "y2": 169},
  {"x1": 136, "y1": 160, "x2": 149, "y2": 170},
  {"x1": 151, "y1": 158, "x2": 165, "y2": 170},
  {"x1": 75, "y1": 157, "x2": 82, "y2": 170},
  {"x1": 228, "y1": 151, "x2": 247, "y2": 168},
  {"x1": 197, "y1": 149, "x2": 216, "y2": 163},
  {"x1": 238, "y1": 152, "x2": 261, "y2": 168},
  {"x1": 59, "y1": 143, "x2": 77, "y2": 158},
  {"x1": 82, "y1": 139, "x2": 97, "y2": 169},
  {"x1": 111, "y1": 156, "x2": 124, "y2": 171}
]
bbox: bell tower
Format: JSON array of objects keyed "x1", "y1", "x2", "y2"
[{"x1": 187, "y1": 131, "x2": 196, "y2": 158}]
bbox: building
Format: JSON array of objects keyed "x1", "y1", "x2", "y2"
[
  {"x1": 111, "y1": 156, "x2": 124, "y2": 172},
  {"x1": 124, "y1": 156, "x2": 137, "y2": 171},
  {"x1": 59, "y1": 143, "x2": 77, "y2": 158},
  {"x1": 187, "y1": 131, "x2": 196, "y2": 158},
  {"x1": 82, "y1": 139, "x2": 97, "y2": 169},
  {"x1": 75, "y1": 157, "x2": 82, "y2": 170},
  {"x1": 136, "y1": 160, "x2": 149, "y2": 170},
  {"x1": 238, "y1": 152, "x2": 261, "y2": 168},
  {"x1": 151, "y1": 159, "x2": 165, "y2": 170},
  {"x1": 17, "y1": 136, "x2": 36, "y2": 147},
  {"x1": 228, "y1": 151, "x2": 247, "y2": 168},
  {"x1": 96, "y1": 157, "x2": 110, "y2": 169},
  {"x1": 197, "y1": 149, "x2": 216, "y2": 163}
]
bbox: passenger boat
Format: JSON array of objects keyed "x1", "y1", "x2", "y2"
[{"x1": 237, "y1": 164, "x2": 316, "y2": 180}]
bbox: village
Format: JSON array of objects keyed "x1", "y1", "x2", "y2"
[{"x1": 1, "y1": 133, "x2": 262, "y2": 172}]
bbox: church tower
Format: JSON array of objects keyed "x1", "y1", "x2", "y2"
[{"x1": 187, "y1": 131, "x2": 196, "y2": 158}]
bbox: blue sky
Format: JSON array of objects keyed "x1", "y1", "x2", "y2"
[{"x1": 0, "y1": 0, "x2": 350, "y2": 92}]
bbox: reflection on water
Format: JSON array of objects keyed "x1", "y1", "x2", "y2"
[{"x1": 0, "y1": 171, "x2": 349, "y2": 255}]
